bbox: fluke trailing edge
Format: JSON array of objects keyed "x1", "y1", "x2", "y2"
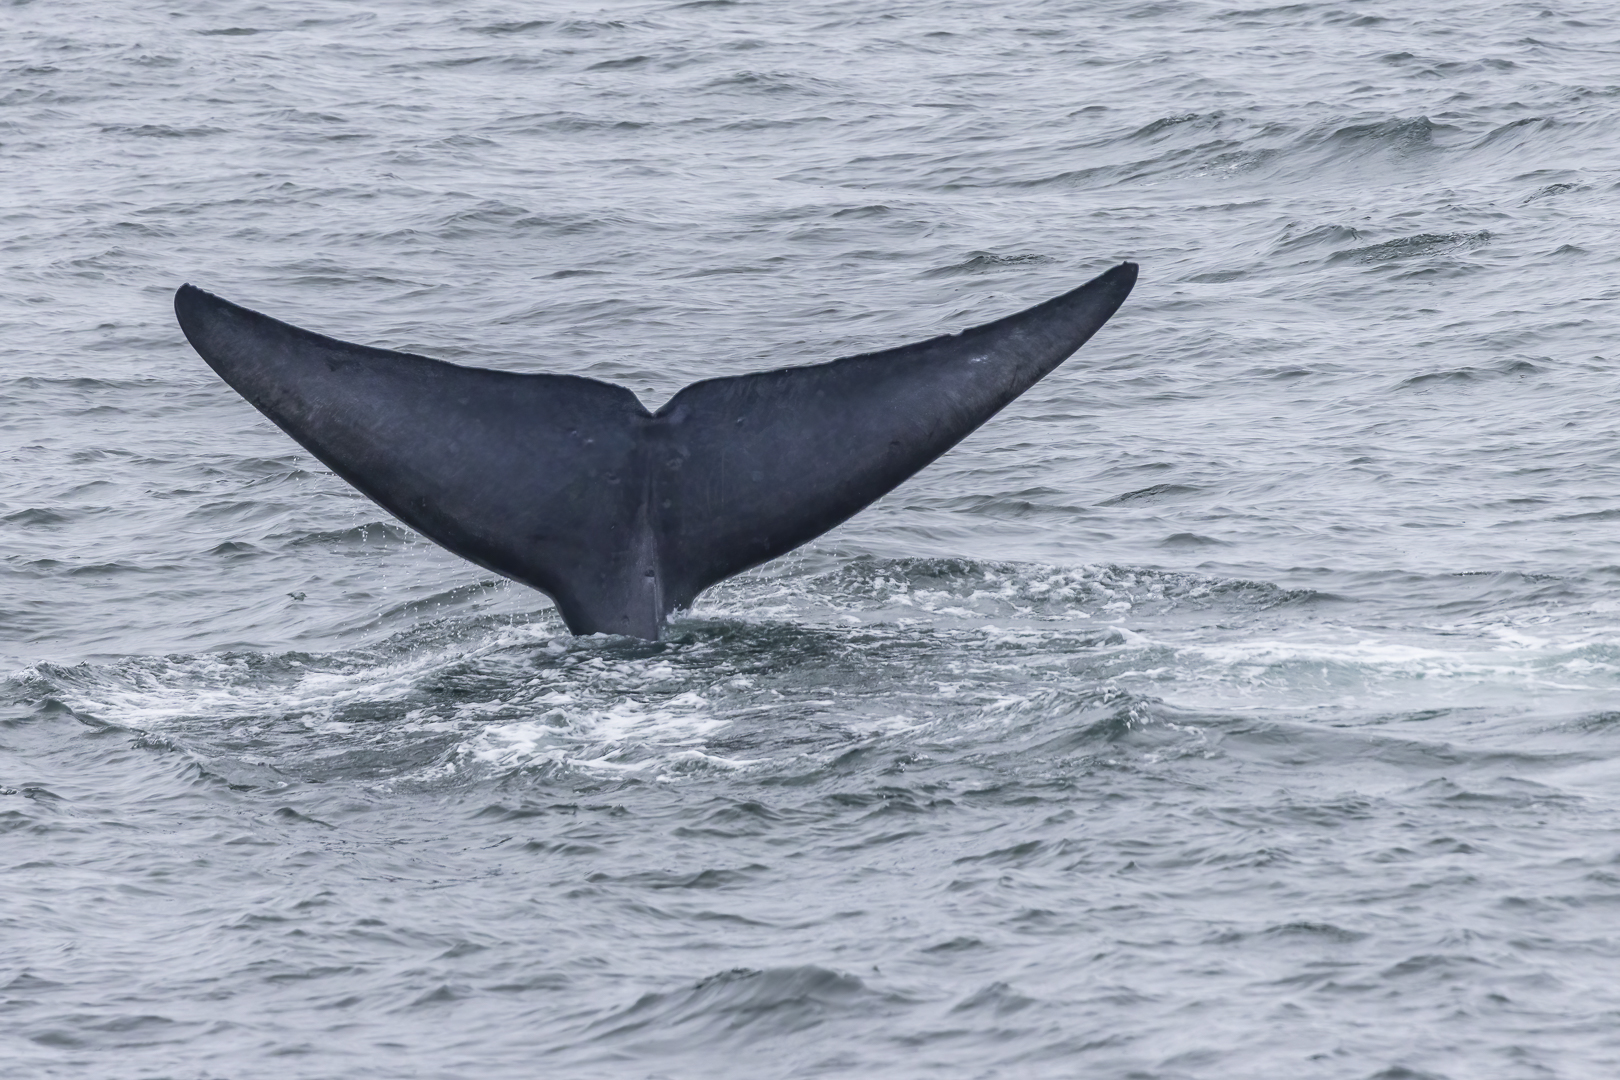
[{"x1": 175, "y1": 262, "x2": 1137, "y2": 639}]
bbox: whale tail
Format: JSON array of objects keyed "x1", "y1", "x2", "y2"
[{"x1": 175, "y1": 262, "x2": 1137, "y2": 638}]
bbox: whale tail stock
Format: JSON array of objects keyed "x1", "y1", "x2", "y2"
[{"x1": 175, "y1": 261, "x2": 1137, "y2": 639}]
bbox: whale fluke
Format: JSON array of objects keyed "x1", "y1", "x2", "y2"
[{"x1": 175, "y1": 262, "x2": 1137, "y2": 638}]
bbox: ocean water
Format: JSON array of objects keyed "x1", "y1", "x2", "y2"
[{"x1": 5, "y1": 0, "x2": 1620, "y2": 1076}]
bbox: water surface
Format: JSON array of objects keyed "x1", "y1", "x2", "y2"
[{"x1": 5, "y1": 1, "x2": 1620, "y2": 1076}]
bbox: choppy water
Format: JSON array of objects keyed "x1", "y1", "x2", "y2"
[{"x1": 6, "y1": 0, "x2": 1620, "y2": 1076}]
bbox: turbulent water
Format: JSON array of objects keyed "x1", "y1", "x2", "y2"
[{"x1": 5, "y1": 0, "x2": 1620, "y2": 1076}]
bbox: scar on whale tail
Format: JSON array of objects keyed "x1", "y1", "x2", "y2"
[{"x1": 175, "y1": 261, "x2": 1137, "y2": 639}]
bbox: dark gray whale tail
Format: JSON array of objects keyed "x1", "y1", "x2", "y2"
[{"x1": 175, "y1": 262, "x2": 1137, "y2": 639}]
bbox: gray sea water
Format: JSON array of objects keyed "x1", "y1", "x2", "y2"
[{"x1": 5, "y1": 0, "x2": 1620, "y2": 1076}]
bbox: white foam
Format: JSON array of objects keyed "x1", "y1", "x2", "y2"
[{"x1": 462, "y1": 689, "x2": 738, "y2": 777}]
